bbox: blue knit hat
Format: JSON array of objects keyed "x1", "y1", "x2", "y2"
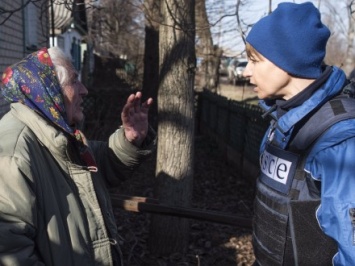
[{"x1": 246, "y1": 2, "x2": 330, "y2": 79}]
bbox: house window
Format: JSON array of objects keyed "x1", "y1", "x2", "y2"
[
  {"x1": 24, "y1": 2, "x2": 39, "y2": 51},
  {"x1": 71, "y1": 37, "x2": 81, "y2": 71},
  {"x1": 57, "y1": 35, "x2": 65, "y2": 50}
]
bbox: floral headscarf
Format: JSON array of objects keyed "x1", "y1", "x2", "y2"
[
  {"x1": 1, "y1": 47, "x2": 97, "y2": 171},
  {"x1": 1, "y1": 47, "x2": 73, "y2": 134}
]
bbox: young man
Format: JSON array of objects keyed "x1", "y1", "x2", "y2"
[{"x1": 243, "y1": 2, "x2": 355, "y2": 265}]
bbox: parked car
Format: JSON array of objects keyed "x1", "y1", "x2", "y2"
[
  {"x1": 219, "y1": 57, "x2": 236, "y2": 78},
  {"x1": 227, "y1": 58, "x2": 238, "y2": 83},
  {"x1": 233, "y1": 60, "x2": 249, "y2": 84},
  {"x1": 219, "y1": 63, "x2": 229, "y2": 76}
]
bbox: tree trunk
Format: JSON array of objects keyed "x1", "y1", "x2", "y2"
[
  {"x1": 195, "y1": 0, "x2": 219, "y2": 91},
  {"x1": 148, "y1": 0, "x2": 196, "y2": 255},
  {"x1": 142, "y1": 0, "x2": 160, "y2": 130},
  {"x1": 344, "y1": 0, "x2": 355, "y2": 75}
]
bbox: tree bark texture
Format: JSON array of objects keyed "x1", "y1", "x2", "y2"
[{"x1": 148, "y1": 0, "x2": 196, "y2": 255}]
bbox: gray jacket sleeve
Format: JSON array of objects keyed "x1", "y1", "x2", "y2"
[{"x1": 90, "y1": 126, "x2": 156, "y2": 186}]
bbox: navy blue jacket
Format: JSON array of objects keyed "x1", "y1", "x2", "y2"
[{"x1": 259, "y1": 66, "x2": 355, "y2": 265}]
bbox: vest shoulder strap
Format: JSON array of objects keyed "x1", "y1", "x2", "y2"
[{"x1": 289, "y1": 89, "x2": 355, "y2": 152}]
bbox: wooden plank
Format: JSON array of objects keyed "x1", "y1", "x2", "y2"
[{"x1": 111, "y1": 195, "x2": 252, "y2": 229}]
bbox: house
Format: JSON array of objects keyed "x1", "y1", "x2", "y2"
[
  {"x1": 0, "y1": 0, "x2": 49, "y2": 73},
  {"x1": 0, "y1": 0, "x2": 49, "y2": 117},
  {"x1": 49, "y1": 0, "x2": 89, "y2": 73},
  {"x1": 0, "y1": 0, "x2": 90, "y2": 117}
]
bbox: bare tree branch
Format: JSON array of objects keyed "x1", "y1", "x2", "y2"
[{"x1": 0, "y1": 0, "x2": 99, "y2": 25}]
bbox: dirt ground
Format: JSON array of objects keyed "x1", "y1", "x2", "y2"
[
  {"x1": 195, "y1": 75, "x2": 258, "y2": 104},
  {"x1": 112, "y1": 134, "x2": 256, "y2": 266},
  {"x1": 216, "y1": 77, "x2": 257, "y2": 104}
]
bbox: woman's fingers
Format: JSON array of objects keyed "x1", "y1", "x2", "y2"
[
  {"x1": 133, "y1": 92, "x2": 142, "y2": 113},
  {"x1": 141, "y1": 98, "x2": 153, "y2": 113},
  {"x1": 122, "y1": 92, "x2": 152, "y2": 121}
]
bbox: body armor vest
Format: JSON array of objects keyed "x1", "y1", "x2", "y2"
[
  {"x1": 253, "y1": 142, "x2": 336, "y2": 266},
  {"x1": 253, "y1": 91, "x2": 355, "y2": 265}
]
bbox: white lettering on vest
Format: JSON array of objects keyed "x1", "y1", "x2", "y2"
[{"x1": 260, "y1": 150, "x2": 292, "y2": 184}]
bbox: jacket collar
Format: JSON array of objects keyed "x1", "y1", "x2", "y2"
[
  {"x1": 259, "y1": 66, "x2": 347, "y2": 134},
  {"x1": 10, "y1": 102, "x2": 97, "y2": 170},
  {"x1": 275, "y1": 66, "x2": 333, "y2": 118},
  {"x1": 10, "y1": 102, "x2": 69, "y2": 158}
]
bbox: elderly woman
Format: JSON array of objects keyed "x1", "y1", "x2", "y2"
[{"x1": 0, "y1": 47, "x2": 155, "y2": 266}]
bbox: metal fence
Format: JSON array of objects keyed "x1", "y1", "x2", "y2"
[{"x1": 197, "y1": 89, "x2": 270, "y2": 183}]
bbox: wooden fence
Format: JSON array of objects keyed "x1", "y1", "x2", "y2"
[
  {"x1": 82, "y1": 88, "x2": 270, "y2": 184},
  {"x1": 196, "y1": 89, "x2": 270, "y2": 183}
]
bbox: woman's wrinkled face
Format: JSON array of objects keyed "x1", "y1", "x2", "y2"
[
  {"x1": 62, "y1": 68, "x2": 88, "y2": 126},
  {"x1": 243, "y1": 44, "x2": 292, "y2": 100}
]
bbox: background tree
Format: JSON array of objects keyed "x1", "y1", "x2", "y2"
[
  {"x1": 148, "y1": 0, "x2": 196, "y2": 255},
  {"x1": 196, "y1": 0, "x2": 221, "y2": 92},
  {"x1": 90, "y1": 0, "x2": 143, "y2": 56},
  {"x1": 88, "y1": 0, "x2": 145, "y2": 84},
  {"x1": 142, "y1": 0, "x2": 160, "y2": 129},
  {"x1": 320, "y1": 0, "x2": 355, "y2": 75}
]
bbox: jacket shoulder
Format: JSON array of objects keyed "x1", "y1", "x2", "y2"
[
  {"x1": 290, "y1": 96, "x2": 355, "y2": 151},
  {"x1": 0, "y1": 112, "x2": 36, "y2": 159}
]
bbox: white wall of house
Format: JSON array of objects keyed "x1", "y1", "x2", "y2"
[
  {"x1": 0, "y1": 0, "x2": 49, "y2": 74},
  {"x1": 50, "y1": 28, "x2": 87, "y2": 76},
  {"x1": 50, "y1": 28, "x2": 82, "y2": 59},
  {"x1": 0, "y1": 0, "x2": 26, "y2": 74},
  {"x1": 0, "y1": 0, "x2": 49, "y2": 118}
]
